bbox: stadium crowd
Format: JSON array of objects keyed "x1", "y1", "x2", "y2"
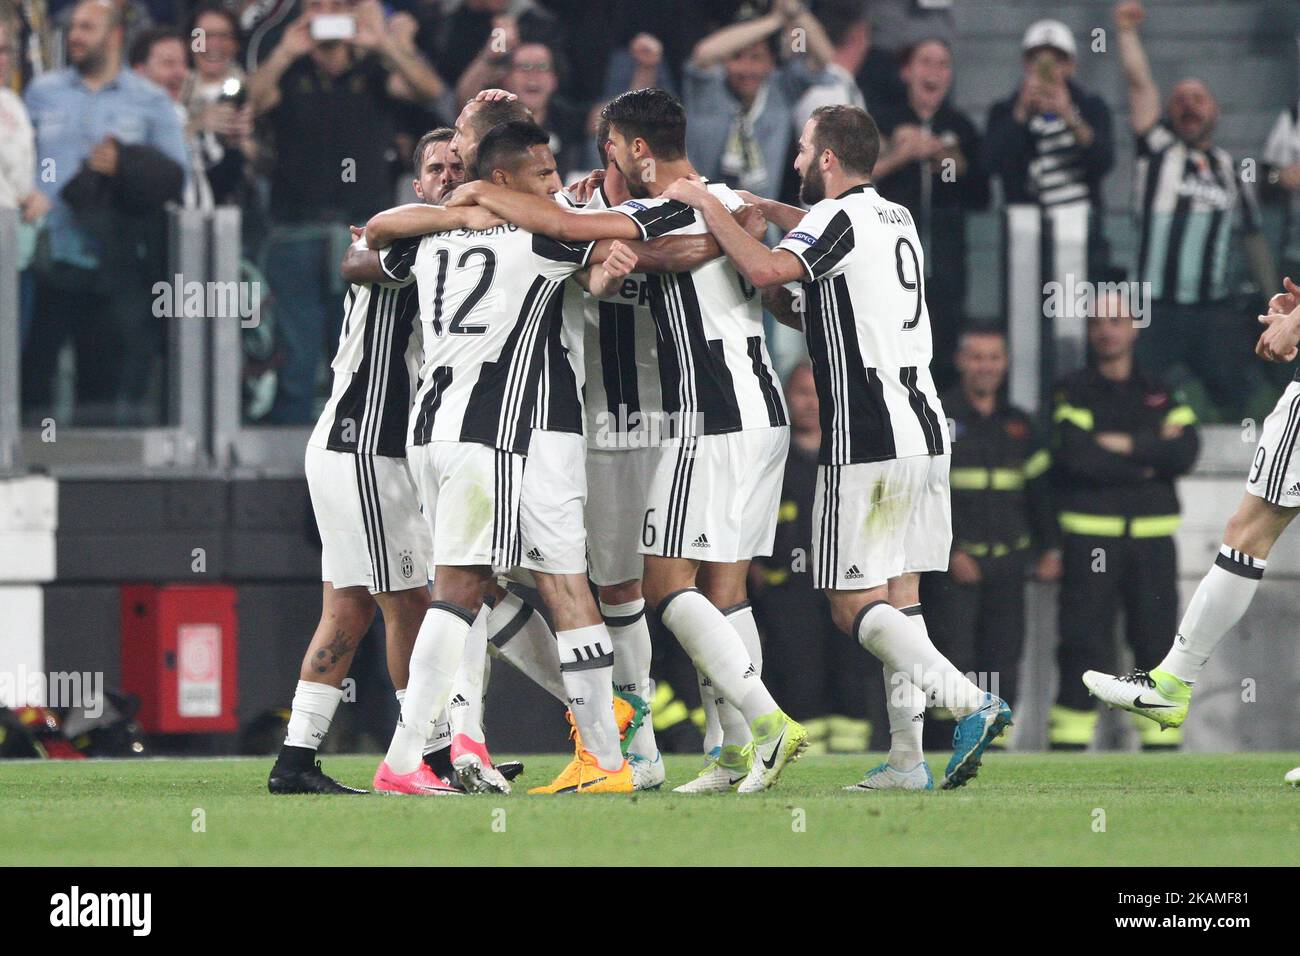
[{"x1": 1, "y1": 0, "x2": 1297, "y2": 752}]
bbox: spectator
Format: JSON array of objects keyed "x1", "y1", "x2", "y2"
[
  {"x1": 600, "y1": 30, "x2": 675, "y2": 105},
  {"x1": 442, "y1": 0, "x2": 563, "y2": 101},
  {"x1": 501, "y1": 41, "x2": 587, "y2": 178},
  {"x1": 0, "y1": 14, "x2": 50, "y2": 347},
  {"x1": 1114, "y1": 1, "x2": 1277, "y2": 421},
  {"x1": 852, "y1": 0, "x2": 951, "y2": 109},
  {"x1": 985, "y1": 19, "x2": 1114, "y2": 275},
  {"x1": 920, "y1": 328, "x2": 1059, "y2": 748},
  {"x1": 179, "y1": 6, "x2": 256, "y2": 208},
  {"x1": 790, "y1": 0, "x2": 867, "y2": 127},
  {"x1": 1049, "y1": 293, "x2": 1199, "y2": 750},
  {"x1": 54, "y1": 0, "x2": 155, "y2": 56},
  {"x1": 131, "y1": 26, "x2": 250, "y2": 211},
  {"x1": 873, "y1": 38, "x2": 989, "y2": 391},
  {"x1": 185, "y1": 4, "x2": 245, "y2": 106},
  {"x1": 684, "y1": 0, "x2": 834, "y2": 202},
  {"x1": 23, "y1": 0, "x2": 187, "y2": 425},
  {"x1": 247, "y1": 0, "x2": 444, "y2": 424},
  {"x1": 1262, "y1": 96, "x2": 1300, "y2": 298},
  {"x1": 751, "y1": 361, "x2": 883, "y2": 756}
]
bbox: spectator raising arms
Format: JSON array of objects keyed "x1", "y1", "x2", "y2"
[
  {"x1": 1114, "y1": 0, "x2": 1276, "y2": 420},
  {"x1": 984, "y1": 19, "x2": 1114, "y2": 275},
  {"x1": 685, "y1": 0, "x2": 835, "y2": 202},
  {"x1": 247, "y1": 0, "x2": 445, "y2": 425}
]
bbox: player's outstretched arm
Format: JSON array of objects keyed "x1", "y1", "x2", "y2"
[
  {"x1": 363, "y1": 203, "x2": 503, "y2": 249},
  {"x1": 662, "y1": 179, "x2": 804, "y2": 289},
  {"x1": 449, "y1": 181, "x2": 641, "y2": 242},
  {"x1": 587, "y1": 204, "x2": 767, "y2": 274},
  {"x1": 736, "y1": 190, "x2": 806, "y2": 233}
]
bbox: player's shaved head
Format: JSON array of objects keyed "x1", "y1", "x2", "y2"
[
  {"x1": 476, "y1": 120, "x2": 551, "y2": 181},
  {"x1": 601, "y1": 88, "x2": 687, "y2": 161}
]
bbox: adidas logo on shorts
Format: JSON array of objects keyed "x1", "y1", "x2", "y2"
[
  {"x1": 527, "y1": 546, "x2": 545, "y2": 562},
  {"x1": 742, "y1": 662, "x2": 757, "y2": 679},
  {"x1": 691, "y1": 533, "x2": 710, "y2": 549},
  {"x1": 1286, "y1": 481, "x2": 1300, "y2": 498},
  {"x1": 845, "y1": 565, "x2": 864, "y2": 580},
  {"x1": 449, "y1": 694, "x2": 468, "y2": 709}
]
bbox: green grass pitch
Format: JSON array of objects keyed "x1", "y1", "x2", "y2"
[{"x1": 1, "y1": 753, "x2": 1297, "y2": 866}]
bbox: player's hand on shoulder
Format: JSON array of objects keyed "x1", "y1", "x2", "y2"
[
  {"x1": 567, "y1": 168, "x2": 605, "y2": 204},
  {"x1": 662, "y1": 176, "x2": 710, "y2": 208},
  {"x1": 444, "y1": 181, "x2": 483, "y2": 207},
  {"x1": 463, "y1": 206, "x2": 506, "y2": 231}
]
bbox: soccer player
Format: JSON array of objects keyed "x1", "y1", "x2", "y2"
[
  {"x1": 369, "y1": 121, "x2": 642, "y2": 795},
  {"x1": 1084, "y1": 278, "x2": 1300, "y2": 733},
  {"x1": 663, "y1": 104, "x2": 1011, "y2": 790},
  {"x1": 450, "y1": 88, "x2": 809, "y2": 794},
  {"x1": 577, "y1": 116, "x2": 768, "y2": 789},
  {"x1": 267, "y1": 128, "x2": 499, "y2": 795}
]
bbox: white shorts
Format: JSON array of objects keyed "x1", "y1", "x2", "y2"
[
  {"x1": 305, "y1": 446, "x2": 430, "y2": 594},
  {"x1": 1246, "y1": 380, "x2": 1300, "y2": 507},
  {"x1": 639, "y1": 427, "x2": 789, "y2": 563},
  {"x1": 407, "y1": 441, "x2": 525, "y2": 569},
  {"x1": 585, "y1": 446, "x2": 655, "y2": 586},
  {"x1": 812, "y1": 454, "x2": 952, "y2": 591},
  {"x1": 516, "y1": 430, "x2": 588, "y2": 575}
]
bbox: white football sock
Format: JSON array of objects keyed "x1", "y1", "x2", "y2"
[
  {"x1": 603, "y1": 597, "x2": 658, "y2": 756},
  {"x1": 885, "y1": 605, "x2": 928, "y2": 768},
  {"x1": 449, "y1": 605, "x2": 490, "y2": 743},
  {"x1": 383, "y1": 603, "x2": 472, "y2": 775},
  {"x1": 854, "y1": 601, "x2": 985, "y2": 718},
  {"x1": 557, "y1": 623, "x2": 622, "y2": 769},
  {"x1": 1159, "y1": 546, "x2": 1265, "y2": 684},
  {"x1": 659, "y1": 588, "x2": 778, "y2": 725},
  {"x1": 715, "y1": 603, "x2": 761, "y2": 748},
  {"x1": 698, "y1": 669, "x2": 723, "y2": 753},
  {"x1": 400, "y1": 689, "x2": 452, "y2": 757},
  {"x1": 285, "y1": 679, "x2": 343, "y2": 750},
  {"x1": 487, "y1": 590, "x2": 566, "y2": 702}
]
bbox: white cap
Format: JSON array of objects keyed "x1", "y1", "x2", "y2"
[{"x1": 1022, "y1": 19, "x2": 1076, "y2": 59}]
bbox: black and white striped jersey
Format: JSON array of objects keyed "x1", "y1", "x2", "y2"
[
  {"x1": 308, "y1": 238, "x2": 423, "y2": 459},
  {"x1": 582, "y1": 186, "x2": 663, "y2": 450},
  {"x1": 611, "y1": 180, "x2": 788, "y2": 437},
  {"x1": 777, "y1": 183, "x2": 950, "y2": 466},
  {"x1": 1134, "y1": 122, "x2": 1259, "y2": 305},
  {"x1": 384, "y1": 225, "x2": 595, "y2": 454},
  {"x1": 530, "y1": 190, "x2": 586, "y2": 436}
]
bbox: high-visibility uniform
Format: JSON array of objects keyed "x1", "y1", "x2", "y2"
[
  {"x1": 922, "y1": 389, "x2": 1057, "y2": 731},
  {"x1": 1050, "y1": 365, "x2": 1199, "y2": 745}
]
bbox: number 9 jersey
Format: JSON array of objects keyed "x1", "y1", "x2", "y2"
[{"x1": 777, "y1": 184, "x2": 950, "y2": 466}]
